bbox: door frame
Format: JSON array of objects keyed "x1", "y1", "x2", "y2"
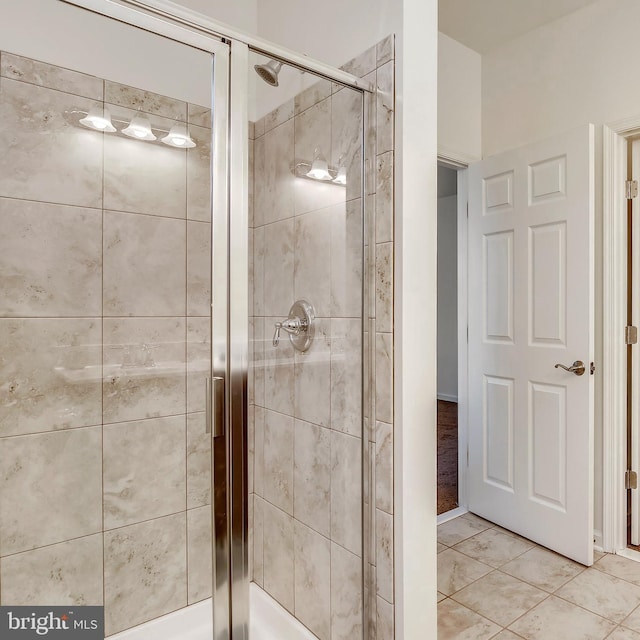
[{"x1": 602, "y1": 117, "x2": 640, "y2": 555}]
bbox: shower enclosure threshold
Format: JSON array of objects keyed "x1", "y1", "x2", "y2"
[{"x1": 108, "y1": 583, "x2": 319, "y2": 640}]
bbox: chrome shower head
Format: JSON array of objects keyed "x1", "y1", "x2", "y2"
[{"x1": 254, "y1": 59, "x2": 282, "y2": 87}]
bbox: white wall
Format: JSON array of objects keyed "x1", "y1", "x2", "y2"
[
  {"x1": 0, "y1": 0, "x2": 225, "y2": 106},
  {"x1": 482, "y1": 0, "x2": 640, "y2": 156},
  {"x1": 437, "y1": 195, "x2": 458, "y2": 401},
  {"x1": 438, "y1": 33, "x2": 481, "y2": 163}
]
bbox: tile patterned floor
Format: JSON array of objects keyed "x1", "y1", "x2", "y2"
[{"x1": 437, "y1": 513, "x2": 640, "y2": 639}]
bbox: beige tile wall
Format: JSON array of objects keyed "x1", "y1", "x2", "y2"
[
  {"x1": 248, "y1": 35, "x2": 395, "y2": 640},
  {"x1": 0, "y1": 51, "x2": 212, "y2": 637}
]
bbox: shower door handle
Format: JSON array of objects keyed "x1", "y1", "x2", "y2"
[{"x1": 205, "y1": 376, "x2": 225, "y2": 437}]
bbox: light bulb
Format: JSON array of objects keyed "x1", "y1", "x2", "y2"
[
  {"x1": 122, "y1": 113, "x2": 156, "y2": 141},
  {"x1": 79, "y1": 105, "x2": 116, "y2": 133},
  {"x1": 306, "y1": 147, "x2": 332, "y2": 181},
  {"x1": 161, "y1": 122, "x2": 196, "y2": 149},
  {"x1": 333, "y1": 165, "x2": 347, "y2": 185}
]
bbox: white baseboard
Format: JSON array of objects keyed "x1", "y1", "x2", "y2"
[
  {"x1": 437, "y1": 506, "x2": 467, "y2": 525},
  {"x1": 593, "y1": 529, "x2": 603, "y2": 553},
  {"x1": 437, "y1": 393, "x2": 458, "y2": 403}
]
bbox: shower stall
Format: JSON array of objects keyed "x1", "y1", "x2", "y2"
[{"x1": 0, "y1": 1, "x2": 395, "y2": 638}]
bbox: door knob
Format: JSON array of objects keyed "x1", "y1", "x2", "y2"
[{"x1": 554, "y1": 360, "x2": 586, "y2": 376}]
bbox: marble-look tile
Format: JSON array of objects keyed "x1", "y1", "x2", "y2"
[
  {"x1": 452, "y1": 570, "x2": 547, "y2": 627},
  {"x1": 294, "y1": 317, "x2": 331, "y2": 428},
  {"x1": 556, "y1": 568, "x2": 640, "y2": 623},
  {"x1": 0, "y1": 534, "x2": 103, "y2": 606},
  {"x1": 103, "y1": 210, "x2": 186, "y2": 316},
  {"x1": 331, "y1": 318, "x2": 363, "y2": 436},
  {"x1": 622, "y1": 603, "x2": 640, "y2": 634},
  {"x1": 437, "y1": 599, "x2": 501, "y2": 640},
  {"x1": 103, "y1": 110, "x2": 186, "y2": 219},
  {"x1": 376, "y1": 508, "x2": 394, "y2": 603},
  {"x1": 187, "y1": 221, "x2": 211, "y2": 316},
  {"x1": 437, "y1": 514, "x2": 492, "y2": 546},
  {"x1": 376, "y1": 61, "x2": 394, "y2": 156},
  {"x1": 331, "y1": 542, "x2": 363, "y2": 640},
  {"x1": 453, "y1": 528, "x2": 534, "y2": 568},
  {"x1": 103, "y1": 415, "x2": 186, "y2": 529},
  {"x1": 187, "y1": 412, "x2": 211, "y2": 508},
  {"x1": 263, "y1": 218, "x2": 294, "y2": 317},
  {"x1": 1, "y1": 52, "x2": 103, "y2": 99},
  {"x1": 377, "y1": 595, "x2": 394, "y2": 640},
  {"x1": 253, "y1": 319, "x2": 266, "y2": 407},
  {"x1": 0, "y1": 78, "x2": 103, "y2": 207},
  {"x1": 375, "y1": 421, "x2": 393, "y2": 514},
  {"x1": 331, "y1": 86, "x2": 363, "y2": 203},
  {"x1": 102, "y1": 317, "x2": 186, "y2": 424},
  {"x1": 104, "y1": 513, "x2": 187, "y2": 636},
  {"x1": 509, "y1": 595, "x2": 616, "y2": 640},
  {"x1": 492, "y1": 631, "x2": 526, "y2": 640},
  {"x1": 294, "y1": 419, "x2": 331, "y2": 537},
  {"x1": 340, "y1": 44, "x2": 377, "y2": 79},
  {"x1": 437, "y1": 549, "x2": 493, "y2": 596},
  {"x1": 294, "y1": 208, "x2": 333, "y2": 316},
  {"x1": 375, "y1": 242, "x2": 393, "y2": 333},
  {"x1": 364, "y1": 73, "x2": 377, "y2": 198},
  {"x1": 263, "y1": 98, "x2": 294, "y2": 133},
  {"x1": 375, "y1": 333, "x2": 393, "y2": 424},
  {"x1": 294, "y1": 522, "x2": 331, "y2": 640},
  {"x1": 249, "y1": 139, "x2": 255, "y2": 228},
  {"x1": 0, "y1": 318, "x2": 101, "y2": 437},
  {"x1": 263, "y1": 501, "x2": 294, "y2": 613},
  {"x1": 294, "y1": 99, "x2": 344, "y2": 216},
  {"x1": 437, "y1": 591, "x2": 447, "y2": 603},
  {"x1": 254, "y1": 406, "x2": 265, "y2": 495},
  {"x1": 263, "y1": 409, "x2": 294, "y2": 514},
  {"x1": 104, "y1": 81, "x2": 187, "y2": 121},
  {"x1": 593, "y1": 550, "x2": 605, "y2": 562},
  {"x1": 376, "y1": 152, "x2": 394, "y2": 243},
  {"x1": 187, "y1": 124, "x2": 212, "y2": 222},
  {"x1": 186, "y1": 317, "x2": 210, "y2": 415},
  {"x1": 264, "y1": 318, "x2": 295, "y2": 416},
  {"x1": 609, "y1": 628, "x2": 640, "y2": 640},
  {"x1": 248, "y1": 404, "x2": 255, "y2": 492},
  {"x1": 500, "y1": 546, "x2": 585, "y2": 593},
  {"x1": 253, "y1": 134, "x2": 265, "y2": 226},
  {"x1": 254, "y1": 116, "x2": 265, "y2": 138},
  {"x1": 376, "y1": 35, "x2": 394, "y2": 67},
  {"x1": 256, "y1": 119, "x2": 295, "y2": 225},
  {"x1": 331, "y1": 198, "x2": 363, "y2": 318},
  {"x1": 0, "y1": 426, "x2": 102, "y2": 555},
  {"x1": 187, "y1": 505, "x2": 212, "y2": 604},
  {"x1": 188, "y1": 103, "x2": 211, "y2": 128},
  {"x1": 331, "y1": 431, "x2": 362, "y2": 556},
  {"x1": 295, "y1": 78, "x2": 332, "y2": 115},
  {"x1": 253, "y1": 226, "x2": 265, "y2": 315},
  {"x1": 0, "y1": 198, "x2": 102, "y2": 317},
  {"x1": 253, "y1": 496, "x2": 265, "y2": 587},
  {"x1": 438, "y1": 542, "x2": 448, "y2": 553},
  {"x1": 595, "y1": 554, "x2": 640, "y2": 587}
]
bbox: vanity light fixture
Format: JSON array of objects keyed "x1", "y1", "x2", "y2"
[
  {"x1": 161, "y1": 122, "x2": 196, "y2": 148},
  {"x1": 122, "y1": 112, "x2": 157, "y2": 141},
  {"x1": 79, "y1": 104, "x2": 116, "y2": 132},
  {"x1": 333, "y1": 156, "x2": 347, "y2": 185},
  {"x1": 306, "y1": 147, "x2": 333, "y2": 181}
]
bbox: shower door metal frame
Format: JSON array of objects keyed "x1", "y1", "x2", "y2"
[{"x1": 58, "y1": 3, "x2": 375, "y2": 639}]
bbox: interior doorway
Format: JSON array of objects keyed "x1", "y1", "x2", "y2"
[{"x1": 437, "y1": 164, "x2": 460, "y2": 515}]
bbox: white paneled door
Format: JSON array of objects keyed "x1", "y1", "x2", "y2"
[{"x1": 467, "y1": 125, "x2": 595, "y2": 565}]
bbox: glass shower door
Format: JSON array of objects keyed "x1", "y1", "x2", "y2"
[{"x1": 0, "y1": 3, "x2": 230, "y2": 639}]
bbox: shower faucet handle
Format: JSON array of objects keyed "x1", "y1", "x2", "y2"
[
  {"x1": 272, "y1": 301, "x2": 315, "y2": 352},
  {"x1": 272, "y1": 318, "x2": 302, "y2": 347}
]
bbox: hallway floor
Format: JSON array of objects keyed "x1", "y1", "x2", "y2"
[{"x1": 438, "y1": 512, "x2": 640, "y2": 639}]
